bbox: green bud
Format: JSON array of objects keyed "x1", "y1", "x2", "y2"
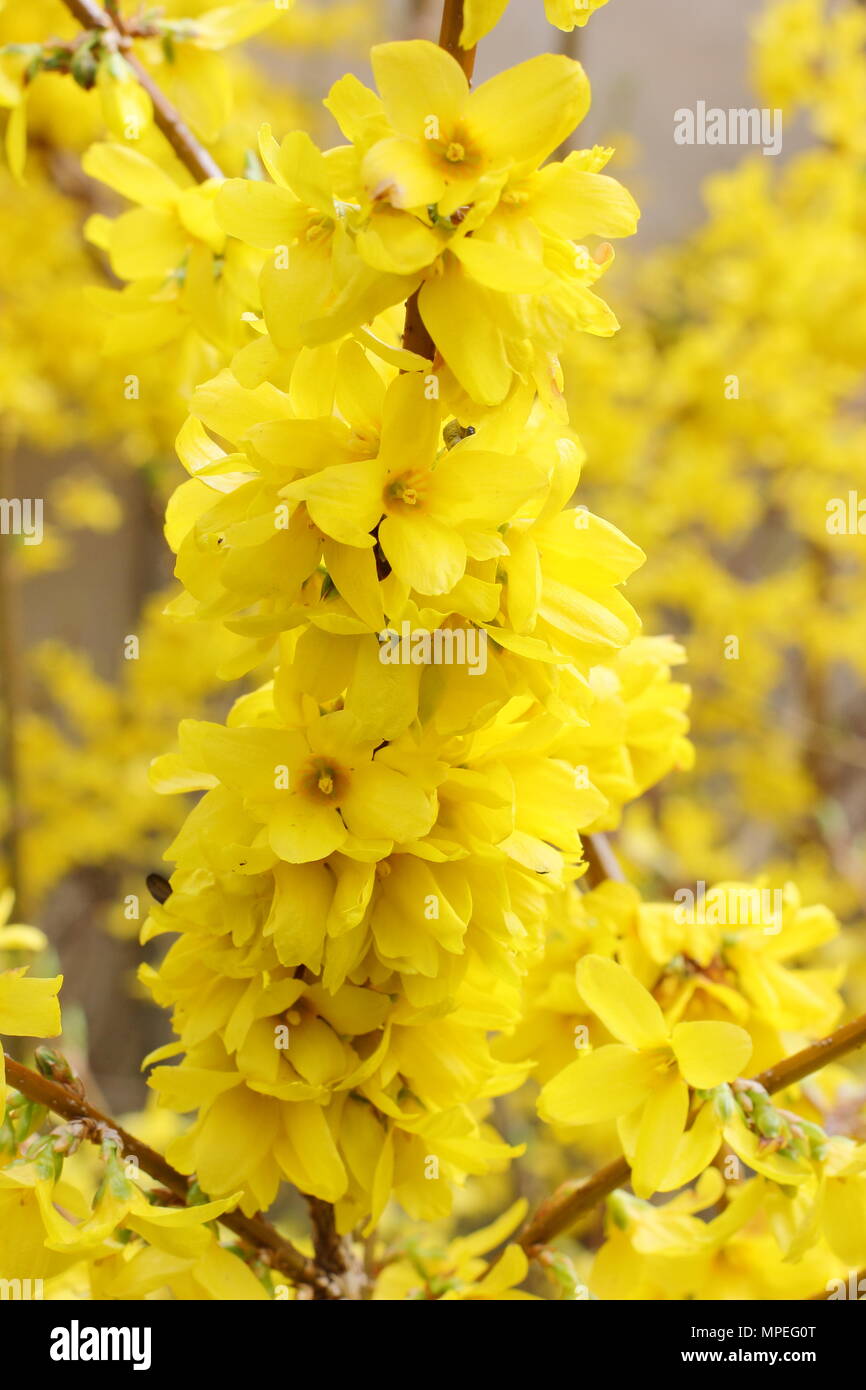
[
  {"x1": 34, "y1": 1047, "x2": 80, "y2": 1091},
  {"x1": 40, "y1": 47, "x2": 73, "y2": 74},
  {"x1": 70, "y1": 44, "x2": 99, "y2": 90},
  {"x1": 105, "y1": 1156, "x2": 134, "y2": 1201},
  {"x1": 102, "y1": 51, "x2": 133, "y2": 83},
  {"x1": 711, "y1": 1083, "x2": 736, "y2": 1123},
  {"x1": 754, "y1": 1101, "x2": 784, "y2": 1140},
  {"x1": 28, "y1": 1134, "x2": 63, "y2": 1182},
  {"x1": 798, "y1": 1119, "x2": 829, "y2": 1160},
  {"x1": 608, "y1": 1189, "x2": 632, "y2": 1230},
  {"x1": 543, "y1": 1250, "x2": 581, "y2": 1300},
  {"x1": 784, "y1": 1128, "x2": 808, "y2": 1159}
]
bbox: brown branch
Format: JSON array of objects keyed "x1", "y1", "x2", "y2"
[
  {"x1": 306, "y1": 1196, "x2": 367, "y2": 1300},
  {"x1": 3, "y1": 1054, "x2": 324, "y2": 1293},
  {"x1": 437, "y1": 0, "x2": 476, "y2": 76},
  {"x1": 57, "y1": 0, "x2": 223, "y2": 182},
  {"x1": 518, "y1": 1009, "x2": 866, "y2": 1253},
  {"x1": 401, "y1": 0, "x2": 476, "y2": 360},
  {"x1": 581, "y1": 832, "x2": 625, "y2": 888}
]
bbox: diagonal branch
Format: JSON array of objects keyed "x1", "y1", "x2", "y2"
[
  {"x1": 3, "y1": 1053, "x2": 325, "y2": 1292},
  {"x1": 57, "y1": 0, "x2": 223, "y2": 181},
  {"x1": 518, "y1": 1009, "x2": 866, "y2": 1253}
]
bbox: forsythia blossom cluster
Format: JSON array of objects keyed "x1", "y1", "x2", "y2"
[{"x1": 134, "y1": 39, "x2": 692, "y2": 1227}]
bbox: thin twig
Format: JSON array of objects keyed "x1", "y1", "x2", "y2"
[
  {"x1": 518, "y1": 1009, "x2": 866, "y2": 1253},
  {"x1": 581, "y1": 833, "x2": 625, "y2": 887},
  {"x1": 437, "y1": 0, "x2": 476, "y2": 75},
  {"x1": 57, "y1": 0, "x2": 223, "y2": 181},
  {"x1": 3, "y1": 1054, "x2": 323, "y2": 1292}
]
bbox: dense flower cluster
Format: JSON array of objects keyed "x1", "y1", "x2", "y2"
[{"x1": 135, "y1": 38, "x2": 693, "y2": 1224}]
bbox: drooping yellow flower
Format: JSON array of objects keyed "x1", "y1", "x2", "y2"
[
  {"x1": 461, "y1": 0, "x2": 611, "y2": 48},
  {"x1": 538, "y1": 955, "x2": 753, "y2": 1196},
  {"x1": 360, "y1": 41, "x2": 588, "y2": 216}
]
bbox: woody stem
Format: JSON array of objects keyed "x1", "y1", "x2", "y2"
[
  {"x1": 3, "y1": 1054, "x2": 324, "y2": 1292},
  {"x1": 57, "y1": 0, "x2": 222, "y2": 181}
]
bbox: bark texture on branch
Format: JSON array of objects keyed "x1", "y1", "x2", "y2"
[{"x1": 4, "y1": 1054, "x2": 322, "y2": 1291}]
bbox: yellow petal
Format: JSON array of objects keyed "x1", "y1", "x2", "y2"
[
  {"x1": 546, "y1": 0, "x2": 610, "y2": 29},
  {"x1": 658, "y1": 1102, "x2": 723, "y2": 1192},
  {"x1": 451, "y1": 235, "x2": 552, "y2": 292},
  {"x1": 356, "y1": 206, "x2": 441, "y2": 274},
  {"x1": 281, "y1": 1101, "x2": 348, "y2": 1202},
  {"x1": 371, "y1": 41, "x2": 468, "y2": 140},
  {"x1": 0, "y1": 970, "x2": 62, "y2": 1038},
  {"x1": 466, "y1": 54, "x2": 590, "y2": 170},
  {"x1": 461, "y1": 0, "x2": 509, "y2": 46},
  {"x1": 538, "y1": 1045, "x2": 658, "y2": 1125},
  {"x1": 576, "y1": 954, "x2": 668, "y2": 1049},
  {"x1": 269, "y1": 793, "x2": 347, "y2": 863},
  {"x1": 419, "y1": 263, "x2": 511, "y2": 406},
  {"x1": 82, "y1": 142, "x2": 180, "y2": 208},
  {"x1": 285, "y1": 461, "x2": 383, "y2": 547},
  {"x1": 630, "y1": 1075, "x2": 689, "y2": 1199},
  {"x1": 340, "y1": 761, "x2": 436, "y2": 843},
  {"x1": 5, "y1": 99, "x2": 26, "y2": 184},
  {"x1": 671, "y1": 1021, "x2": 753, "y2": 1089},
  {"x1": 269, "y1": 130, "x2": 333, "y2": 214},
  {"x1": 530, "y1": 165, "x2": 640, "y2": 240},
  {"x1": 107, "y1": 207, "x2": 187, "y2": 280},
  {"x1": 823, "y1": 1177, "x2": 866, "y2": 1268},
  {"x1": 216, "y1": 178, "x2": 305, "y2": 247},
  {"x1": 379, "y1": 512, "x2": 467, "y2": 595},
  {"x1": 361, "y1": 138, "x2": 445, "y2": 211}
]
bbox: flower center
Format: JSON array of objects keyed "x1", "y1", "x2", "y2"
[
  {"x1": 431, "y1": 125, "x2": 481, "y2": 177},
  {"x1": 305, "y1": 217, "x2": 332, "y2": 244},
  {"x1": 300, "y1": 756, "x2": 348, "y2": 804},
  {"x1": 385, "y1": 468, "x2": 428, "y2": 512}
]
